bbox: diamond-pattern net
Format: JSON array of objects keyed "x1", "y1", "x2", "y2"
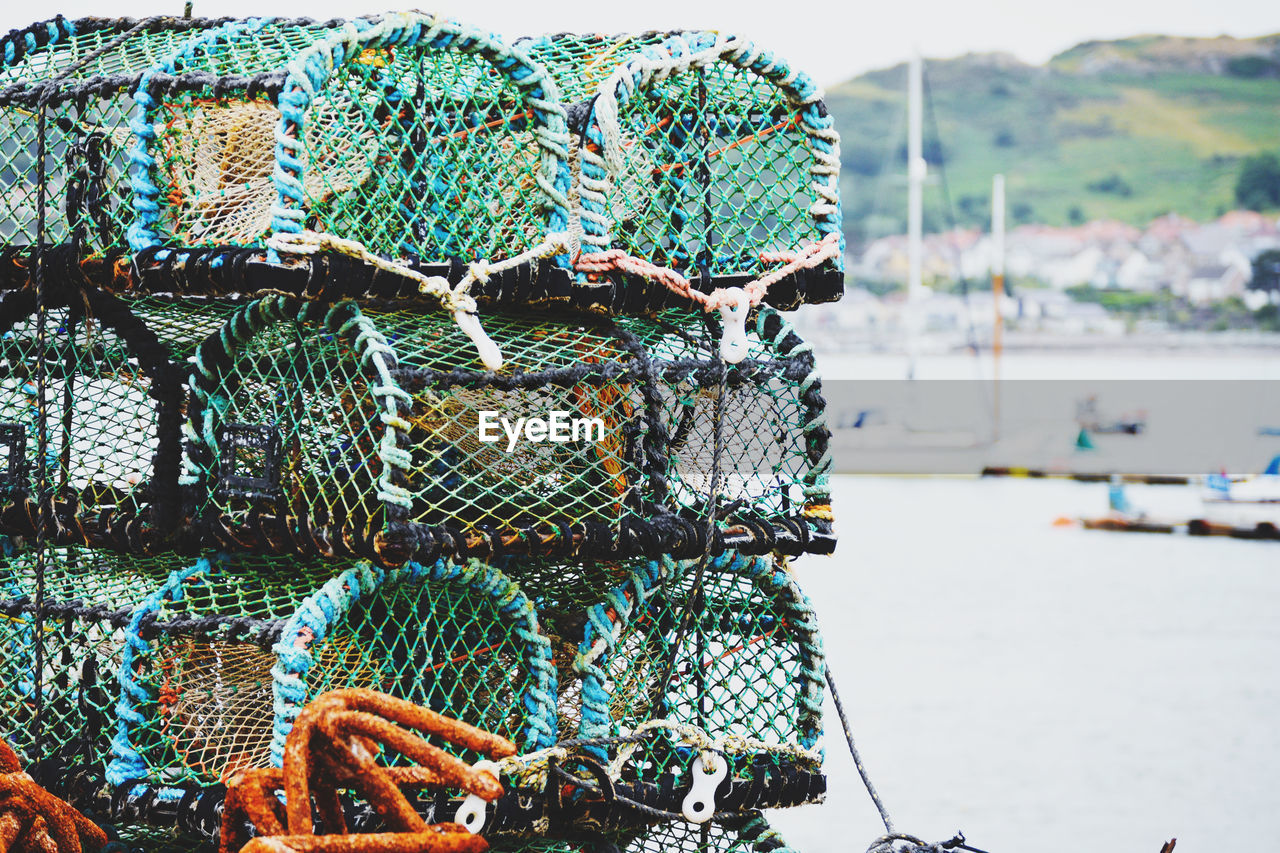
[
  {"x1": 377, "y1": 309, "x2": 644, "y2": 534},
  {"x1": 625, "y1": 311, "x2": 815, "y2": 523},
  {"x1": 0, "y1": 302, "x2": 159, "y2": 513},
  {"x1": 591, "y1": 60, "x2": 819, "y2": 277},
  {"x1": 584, "y1": 554, "x2": 821, "y2": 779},
  {"x1": 186, "y1": 304, "x2": 388, "y2": 530},
  {"x1": 123, "y1": 555, "x2": 344, "y2": 787},
  {"x1": 0, "y1": 546, "x2": 173, "y2": 772},
  {"x1": 299, "y1": 46, "x2": 552, "y2": 262},
  {"x1": 0, "y1": 20, "x2": 224, "y2": 251},
  {"x1": 302, "y1": 564, "x2": 551, "y2": 765}
]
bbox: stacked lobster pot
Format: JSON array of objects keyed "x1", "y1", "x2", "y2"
[{"x1": 0, "y1": 12, "x2": 843, "y2": 853}]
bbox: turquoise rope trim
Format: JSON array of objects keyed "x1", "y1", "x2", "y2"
[
  {"x1": 107, "y1": 553, "x2": 227, "y2": 790},
  {"x1": 573, "y1": 550, "x2": 825, "y2": 757},
  {"x1": 573, "y1": 554, "x2": 678, "y2": 761},
  {"x1": 182, "y1": 295, "x2": 414, "y2": 519},
  {"x1": 578, "y1": 30, "x2": 844, "y2": 273},
  {"x1": 757, "y1": 306, "x2": 832, "y2": 505},
  {"x1": 1, "y1": 18, "x2": 76, "y2": 69},
  {"x1": 127, "y1": 18, "x2": 276, "y2": 251},
  {"x1": 268, "y1": 11, "x2": 571, "y2": 266},
  {"x1": 269, "y1": 557, "x2": 557, "y2": 766}
]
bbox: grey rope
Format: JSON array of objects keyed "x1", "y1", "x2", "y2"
[{"x1": 827, "y1": 668, "x2": 989, "y2": 853}]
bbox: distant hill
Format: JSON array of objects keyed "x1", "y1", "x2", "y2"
[{"x1": 828, "y1": 33, "x2": 1280, "y2": 246}]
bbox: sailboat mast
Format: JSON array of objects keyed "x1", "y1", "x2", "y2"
[
  {"x1": 907, "y1": 53, "x2": 925, "y2": 304},
  {"x1": 992, "y1": 173, "x2": 1006, "y2": 439}
]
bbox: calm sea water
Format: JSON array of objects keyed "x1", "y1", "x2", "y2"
[{"x1": 768, "y1": 475, "x2": 1280, "y2": 853}]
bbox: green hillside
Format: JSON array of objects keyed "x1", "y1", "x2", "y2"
[{"x1": 828, "y1": 34, "x2": 1280, "y2": 245}]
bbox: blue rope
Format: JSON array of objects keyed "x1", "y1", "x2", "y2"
[{"x1": 269, "y1": 557, "x2": 558, "y2": 766}]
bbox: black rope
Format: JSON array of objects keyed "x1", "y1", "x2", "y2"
[
  {"x1": 827, "y1": 665, "x2": 989, "y2": 853},
  {"x1": 654, "y1": 316, "x2": 729, "y2": 700},
  {"x1": 32, "y1": 83, "x2": 50, "y2": 749}
]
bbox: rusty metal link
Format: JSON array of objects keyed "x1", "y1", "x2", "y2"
[
  {"x1": 0, "y1": 740, "x2": 108, "y2": 853},
  {"x1": 221, "y1": 688, "x2": 517, "y2": 853}
]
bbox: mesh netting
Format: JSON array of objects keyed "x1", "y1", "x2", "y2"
[
  {"x1": 131, "y1": 13, "x2": 572, "y2": 268},
  {"x1": 376, "y1": 307, "x2": 644, "y2": 535},
  {"x1": 576, "y1": 32, "x2": 842, "y2": 281},
  {"x1": 514, "y1": 33, "x2": 674, "y2": 104},
  {"x1": 109, "y1": 553, "x2": 346, "y2": 789},
  {"x1": 0, "y1": 17, "x2": 226, "y2": 251},
  {"x1": 572, "y1": 550, "x2": 823, "y2": 776},
  {"x1": 110, "y1": 556, "x2": 557, "y2": 792},
  {"x1": 0, "y1": 288, "x2": 178, "y2": 527},
  {"x1": 181, "y1": 296, "x2": 401, "y2": 534},
  {"x1": 0, "y1": 544, "x2": 174, "y2": 773},
  {"x1": 492, "y1": 812, "x2": 799, "y2": 853},
  {"x1": 134, "y1": 18, "x2": 367, "y2": 249}
]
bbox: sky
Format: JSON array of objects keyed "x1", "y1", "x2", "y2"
[{"x1": 3, "y1": 0, "x2": 1278, "y2": 86}]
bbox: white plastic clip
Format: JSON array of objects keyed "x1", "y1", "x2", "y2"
[
  {"x1": 681, "y1": 751, "x2": 727, "y2": 824},
  {"x1": 455, "y1": 310, "x2": 503, "y2": 371},
  {"x1": 716, "y1": 288, "x2": 751, "y2": 364},
  {"x1": 454, "y1": 760, "x2": 500, "y2": 834}
]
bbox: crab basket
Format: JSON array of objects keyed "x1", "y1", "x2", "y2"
[
  {"x1": 0, "y1": 544, "x2": 173, "y2": 782},
  {"x1": 0, "y1": 16, "x2": 228, "y2": 254},
  {"x1": 129, "y1": 11, "x2": 573, "y2": 284},
  {"x1": 572, "y1": 549, "x2": 824, "y2": 782},
  {"x1": 108, "y1": 555, "x2": 556, "y2": 831},
  {"x1": 387, "y1": 303, "x2": 834, "y2": 559},
  {"x1": 180, "y1": 295, "x2": 408, "y2": 552},
  {"x1": 446, "y1": 549, "x2": 824, "y2": 842},
  {"x1": 0, "y1": 283, "x2": 184, "y2": 546},
  {"x1": 573, "y1": 31, "x2": 843, "y2": 312}
]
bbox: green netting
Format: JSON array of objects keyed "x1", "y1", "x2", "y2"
[
  {"x1": 120, "y1": 294, "x2": 257, "y2": 360},
  {"x1": 133, "y1": 12, "x2": 572, "y2": 267},
  {"x1": 0, "y1": 292, "x2": 165, "y2": 516},
  {"x1": 576, "y1": 32, "x2": 841, "y2": 280},
  {"x1": 109, "y1": 552, "x2": 346, "y2": 788},
  {"x1": 573, "y1": 550, "x2": 824, "y2": 780},
  {"x1": 373, "y1": 307, "x2": 645, "y2": 534},
  {"x1": 177, "y1": 299, "x2": 829, "y2": 549},
  {"x1": 493, "y1": 812, "x2": 800, "y2": 853},
  {"x1": 273, "y1": 559, "x2": 556, "y2": 763},
  {"x1": 0, "y1": 18, "x2": 224, "y2": 251},
  {"x1": 182, "y1": 296, "x2": 398, "y2": 532},
  {"x1": 514, "y1": 32, "x2": 674, "y2": 103},
  {"x1": 110, "y1": 556, "x2": 556, "y2": 791},
  {"x1": 0, "y1": 544, "x2": 174, "y2": 772},
  {"x1": 134, "y1": 18, "x2": 359, "y2": 248}
]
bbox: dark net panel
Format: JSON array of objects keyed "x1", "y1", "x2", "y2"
[
  {"x1": 182, "y1": 297, "x2": 399, "y2": 535},
  {"x1": 110, "y1": 552, "x2": 347, "y2": 790},
  {"x1": 490, "y1": 811, "x2": 800, "y2": 853},
  {"x1": 0, "y1": 294, "x2": 164, "y2": 522},
  {"x1": 574, "y1": 551, "x2": 824, "y2": 781},
  {"x1": 622, "y1": 308, "x2": 828, "y2": 530},
  {"x1": 376, "y1": 307, "x2": 645, "y2": 536},
  {"x1": 0, "y1": 18, "x2": 226, "y2": 252},
  {"x1": 0, "y1": 544, "x2": 173, "y2": 774}
]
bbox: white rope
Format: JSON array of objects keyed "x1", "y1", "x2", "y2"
[
  {"x1": 267, "y1": 229, "x2": 573, "y2": 370},
  {"x1": 491, "y1": 717, "x2": 822, "y2": 792}
]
